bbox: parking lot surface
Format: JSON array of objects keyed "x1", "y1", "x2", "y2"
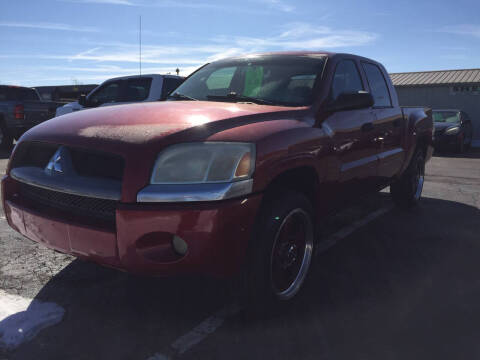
[{"x1": 1, "y1": 150, "x2": 480, "y2": 360}]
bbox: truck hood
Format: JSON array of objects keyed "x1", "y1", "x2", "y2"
[
  {"x1": 18, "y1": 100, "x2": 309, "y2": 202},
  {"x1": 26, "y1": 101, "x2": 303, "y2": 148}
]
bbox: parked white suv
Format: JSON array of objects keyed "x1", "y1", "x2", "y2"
[{"x1": 55, "y1": 74, "x2": 184, "y2": 117}]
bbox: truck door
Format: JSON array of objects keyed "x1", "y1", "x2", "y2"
[
  {"x1": 361, "y1": 62, "x2": 405, "y2": 180},
  {"x1": 322, "y1": 59, "x2": 379, "y2": 194}
]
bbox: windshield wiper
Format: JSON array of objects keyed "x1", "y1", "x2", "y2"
[
  {"x1": 206, "y1": 93, "x2": 275, "y2": 105},
  {"x1": 167, "y1": 92, "x2": 198, "y2": 101}
]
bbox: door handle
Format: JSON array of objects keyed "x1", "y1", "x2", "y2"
[{"x1": 361, "y1": 122, "x2": 374, "y2": 132}]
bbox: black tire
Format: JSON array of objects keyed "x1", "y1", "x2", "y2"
[
  {"x1": 0, "y1": 124, "x2": 13, "y2": 150},
  {"x1": 465, "y1": 135, "x2": 472, "y2": 151},
  {"x1": 390, "y1": 149, "x2": 425, "y2": 209},
  {"x1": 456, "y1": 136, "x2": 465, "y2": 154},
  {"x1": 238, "y1": 190, "x2": 315, "y2": 310}
]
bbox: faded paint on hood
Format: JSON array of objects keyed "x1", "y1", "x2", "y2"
[{"x1": 23, "y1": 101, "x2": 303, "y2": 145}]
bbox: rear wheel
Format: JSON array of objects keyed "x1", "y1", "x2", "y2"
[
  {"x1": 241, "y1": 190, "x2": 315, "y2": 308},
  {"x1": 466, "y1": 136, "x2": 472, "y2": 151},
  {"x1": 456, "y1": 134, "x2": 465, "y2": 154},
  {"x1": 390, "y1": 149, "x2": 425, "y2": 209}
]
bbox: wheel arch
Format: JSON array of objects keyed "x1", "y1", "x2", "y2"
[
  {"x1": 251, "y1": 164, "x2": 323, "y2": 244},
  {"x1": 263, "y1": 165, "x2": 320, "y2": 206},
  {"x1": 400, "y1": 108, "x2": 433, "y2": 174}
]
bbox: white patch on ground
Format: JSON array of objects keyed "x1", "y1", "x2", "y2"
[
  {"x1": 0, "y1": 290, "x2": 65, "y2": 350},
  {"x1": 147, "y1": 303, "x2": 242, "y2": 360}
]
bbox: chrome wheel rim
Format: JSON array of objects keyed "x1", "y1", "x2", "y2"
[
  {"x1": 413, "y1": 156, "x2": 425, "y2": 200},
  {"x1": 270, "y1": 208, "x2": 314, "y2": 300}
]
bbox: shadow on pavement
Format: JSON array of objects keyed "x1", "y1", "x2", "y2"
[
  {"x1": 5, "y1": 195, "x2": 480, "y2": 360},
  {"x1": 187, "y1": 195, "x2": 480, "y2": 360},
  {"x1": 4, "y1": 262, "x2": 231, "y2": 360},
  {"x1": 433, "y1": 147, "x2": 480, "y2": 159}
]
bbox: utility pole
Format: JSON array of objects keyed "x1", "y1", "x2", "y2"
[{"x1": 139, "y1": 15, "x2": 142, "y2": 76}]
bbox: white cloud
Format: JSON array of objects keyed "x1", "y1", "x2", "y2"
[
  {"x1": 259, "y1": 0, "x2": 294, "y2": 12},
  {"x1": 2, "y1": 22, "x2": 377, "y2": 85},
  {"x1": 440, "y1": 24, "x2": 480, "y2": 39},
  {"x1": 213, "y1": 23, "x2": 377, "y2": 50},
  {"x1": 62, "y1": 0, "x2": 291, "y2": 13},
  {"x1": 63, "y1": 0, "x2": 135, "y2": 4},
  {"x1": 0, "y1": 21, "x2": 98, "y2": 32},
  {"x1": 44, "y1": 64, "x2": 199, "y2": 75},
  {"x1": 67, "y1": 0, "x2": 221, "y2": 8},
  {"x1": 34, "y1": 23, "x2": 375, "y2": 67}
]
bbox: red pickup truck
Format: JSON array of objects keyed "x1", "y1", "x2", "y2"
[{"x1": 2, "y1": 52, "x2": 433, "y2": 303}]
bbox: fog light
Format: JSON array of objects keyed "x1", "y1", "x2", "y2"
[{"x1": 172, "y1": 235, "x2": 188, "y2": 256}]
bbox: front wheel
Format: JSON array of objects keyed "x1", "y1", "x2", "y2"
[
  {"x1": 456, "y1": 135, "x2": 465, "y2": 154},
  {"x1": 390, "y1": 150, "x2": 425, "y2": 209},
  {"x1": 243, "y1": 190, "x2": 315, "y2": 307}
]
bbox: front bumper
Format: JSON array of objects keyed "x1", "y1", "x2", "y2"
[
  {"x1": 2, "y1": 176, "x2": 263, "y2": 278},
  {"x1": 433, "y1": 133, "x2": 462, "y2": 149}
]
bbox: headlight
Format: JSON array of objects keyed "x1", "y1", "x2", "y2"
[
  {"x1": 444, "y1": 126, "x2": 460, "y2": 135},
  {"x1": 150, "y1": 142, "x2": 255, "y2": 184}
]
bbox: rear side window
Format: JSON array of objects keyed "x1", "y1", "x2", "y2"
[
  {"x1": 0, "y1": 87, "x2": 39, "y2": 101},
  {"x1": 20, "y1": 88, "x2": 40, "y2": 101},
  {"x1": 161, "y1": 78, "x2": 183, "y2": 99},
  {"x1": 362, "y1": 63, "x2": 392, "y2": 107},
  {"x1": 124, "y1": 77, "x2": 152, "y2": 101},
  {"x1": 331, "y1": 60, "x2": 364, "y2": 100},
  {"x1": 89, "y1": 81, "x2": 122, "y2": 105},
  {"x1": 0, "y1": 87, "x2": 10, "y2": 101}
]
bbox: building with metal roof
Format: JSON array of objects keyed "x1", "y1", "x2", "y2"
[
  {"x1": 391, "y1": 69, "x2": 480, "y2": 87},
  {"x1": 390, "y1": 69, "x2": 480, "y2": 145}
]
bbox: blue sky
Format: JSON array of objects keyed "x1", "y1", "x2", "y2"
[{"x1": 1, "y1": 0, "x2": 479, "y2": 86}]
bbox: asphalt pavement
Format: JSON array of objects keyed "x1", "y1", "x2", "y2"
[{"x1": 1, "y1": 149, "x2": 480, "y2": 360}]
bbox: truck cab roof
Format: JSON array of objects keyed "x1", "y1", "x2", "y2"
[{"x1": 103, "y1": 74, "x2": 183, "y2": 82}]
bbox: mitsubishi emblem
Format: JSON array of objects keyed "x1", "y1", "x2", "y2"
[{"x1": 45, "y1": 146, "x2": 75, "y2": 176}]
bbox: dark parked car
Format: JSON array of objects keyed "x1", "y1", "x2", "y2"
[
  {"x1": 0, "y1": 85, "x2": 58, "y2": 148},
  {"x1": 3, "y1": 52, "x2": 433, "y2": 304},
  {"x1": 432, "y1": 109, "x2": 473, "y2": 153}
]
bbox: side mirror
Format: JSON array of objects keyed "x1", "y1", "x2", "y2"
[
  {"x1": 326, "y1": 91, "x2": 374, "y2": 112},
  {"x1": 78, "y1": 94, "x2": 87, "y2": 107}
]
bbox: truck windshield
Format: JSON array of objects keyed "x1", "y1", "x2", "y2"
[
  {"x1": 433, "y1": 111, "x2": 460, "y2": 123},
  {"x1": 170, "y1": 55, "x2": 326, "y2": 107},
  {"x1": 0, "y1": 86, "x2": 39, "y2": 101}
]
